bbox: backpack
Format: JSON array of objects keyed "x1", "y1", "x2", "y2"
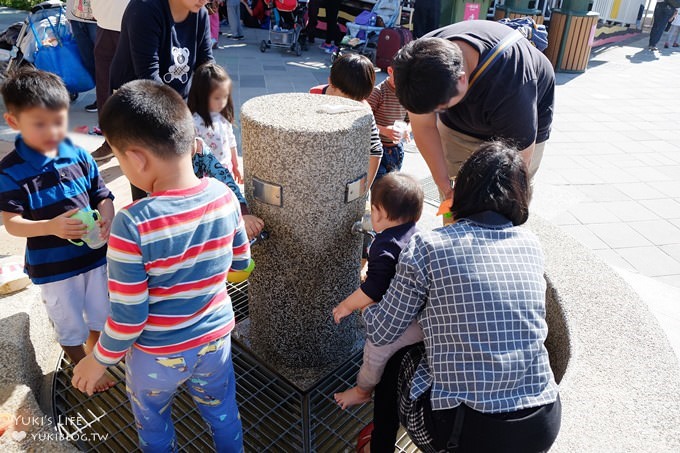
[
  {"x1": 376, "y1": 28, "x2": 413, "y2": 71},
  {"x1": 498, "y1": 17, "x2": 548, "y2": 51}
]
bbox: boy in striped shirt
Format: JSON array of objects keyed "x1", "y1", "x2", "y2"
[
  {"x1": 72, "y1": 80, "x2": 250, "y2": 452},
  {"x1": 367, "y1": 66, "x2": 411, "y2": 179}
]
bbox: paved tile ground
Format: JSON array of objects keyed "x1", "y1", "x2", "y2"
[{"x1": 0, "y1": 11, "x2": 678, "y2": 352}]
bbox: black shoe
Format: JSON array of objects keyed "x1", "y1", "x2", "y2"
[
  {"x1": 85, "y1": 102, "x2": 97, "y2": 112},
  {"x1": 91, "y1": 142, "x2": 113, "y2": 162},
  {"x1": 230, "y1": 35, "x2": 245, "y2": 40}
]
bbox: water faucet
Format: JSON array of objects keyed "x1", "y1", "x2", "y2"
[
  {"x1": 351, "y1": 213, "x2": 375, "y2": 239},
  {"x1": 250, "y1": 231, "x2": 269, "y2": 246}
]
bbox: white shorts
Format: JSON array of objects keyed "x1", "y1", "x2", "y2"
[{"x1": 38, "y1": 265, "x2": 110, "y2": 347}]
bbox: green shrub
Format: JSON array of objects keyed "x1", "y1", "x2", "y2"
[{"x1": 0, "y1": 1, "x2": 47, "y2": 11}]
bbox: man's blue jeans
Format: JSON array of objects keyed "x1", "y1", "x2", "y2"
[{"x1": 649, "y1": 2, "x2": 675, "y2": 48}]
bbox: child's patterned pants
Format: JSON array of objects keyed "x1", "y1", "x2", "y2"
[{"x1": 125, "y1": 335, "x2": 243, "y2": 452}]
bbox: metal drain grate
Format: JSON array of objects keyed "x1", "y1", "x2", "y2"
[
  {"x1": 52, "y1": 280, "x2": 418, "y2": 452},
  {"x1": 419, "y1": 176, "x2": 441, "y2": 207}
]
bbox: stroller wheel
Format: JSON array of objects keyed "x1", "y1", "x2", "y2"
[
  {"x1": 260, "y1": 40, "x2": 267, "y2": 53},
  {"x1": 293, "y1": 41, "x2": 302, "y2": 57}
]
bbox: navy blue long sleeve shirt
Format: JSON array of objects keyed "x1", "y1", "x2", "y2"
[
  {"x1": 110, "y1": 0, "x2": 213, "y2": 99},
  {"x1": 360, "y1": 222, "x2": 417, "y2": 302}
]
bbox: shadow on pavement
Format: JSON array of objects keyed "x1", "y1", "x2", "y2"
[{"x1": 625, "y1": 48, "x2": 660, "y2": 63}]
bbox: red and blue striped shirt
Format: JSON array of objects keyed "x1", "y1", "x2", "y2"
[{"x1": 94, "y1": 178, "x2": 250, "y2": 366}]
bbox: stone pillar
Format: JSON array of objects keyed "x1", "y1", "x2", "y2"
[{"x1": 241, "y1": 93, "x2": 372, "y2": 370}]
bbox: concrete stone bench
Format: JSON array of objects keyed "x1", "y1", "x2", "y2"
[{"x1": 532, "y1": 216, "x2": 680, "y2": 452}]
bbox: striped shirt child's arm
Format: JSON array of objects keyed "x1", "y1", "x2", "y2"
[
  {"x1": 94, "y1": 212, "x2": 149, "y2": 366},
  {"x1": 367, "y1": 85, "x2": 383, "y2": 115}
]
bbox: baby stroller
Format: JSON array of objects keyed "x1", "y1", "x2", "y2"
[
  {"x1": 260, "y1": 0, "x2": 309, "y2": 56},
  {"x1": 0, "y1": 0, "x2": 92, "y2": 99},
  {"x1": 333, "y1": 0, "x2": 401, "y2": 62}
]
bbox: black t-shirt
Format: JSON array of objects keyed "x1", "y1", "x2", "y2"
[
  {"x1": 110, "y1": 0, "x2": 214, "y2": 100},
  {"x1": 425, "y1": 21, "x2": 555, "y2": 149}
]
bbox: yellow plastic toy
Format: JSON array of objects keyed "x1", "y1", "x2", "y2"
[{"x1": 227, "y1": 259, "x2": 256, "y2": 283}]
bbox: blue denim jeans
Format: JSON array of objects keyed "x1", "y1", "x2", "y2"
[
  {"x1": 125, "y1": 335, "x2": 243, "y2": 452},
  {"x1": 375, "y1": 143, "x2": 405, "y2": 180},
  {"x1": 70, "y1": 20, "x2": 97, "y2": 79},
  {"x1": 649, "y1": 2, "x2": 676, "y2": 47}
]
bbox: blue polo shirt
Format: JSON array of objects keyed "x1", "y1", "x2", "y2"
[{"x1": 0, "y1": 136, "x2": 114, "y2": 284}]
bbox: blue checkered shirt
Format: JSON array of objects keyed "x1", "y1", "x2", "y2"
[{"x1": 363, "y1": 211, "x2": 559, "y2": 413}]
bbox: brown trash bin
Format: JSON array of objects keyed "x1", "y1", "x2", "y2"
[{"x1": 544, "y1": 9, "x2": 599, "y2": 73}]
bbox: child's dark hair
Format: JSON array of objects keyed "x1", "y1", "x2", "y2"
[
  {"x1": 0, "y1": 67, "x2": 70, "y2": 114},
  {"x1": 329, "y1": 53, "x2": 375, "y2": 101},
  {"x1": 371, "y1": 173, "x2": 424, "y2": 224},
  {"x1": 451, "y1": 141, "x2": 531, "y2": 226},
  {"x1": 187, "y1": 62, "x2": 235, "y2": 128},
  {"x1": 392, "y1": 38, "x2": 464, "y2": 114},
  {"x1": 99, "y1": 80, "x2": 195, "y2": 159}
]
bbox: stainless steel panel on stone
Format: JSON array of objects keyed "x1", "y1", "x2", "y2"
[
  {"x1": 345, "y1": 174, "x2": 367, "y2": 203},
  {"x1": 252, "y1": 177, "x2": 283, "y2": 207}
]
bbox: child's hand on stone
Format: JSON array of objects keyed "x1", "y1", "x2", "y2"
[
  {"x1": 333, "y1": 302, "x2": 352, "y2": 324},
  {"x1": 49, "y1": 208, "x2": 88, "y2": 240},
  {"x1": 243, "y1": 215, "x2": 265, "y2": 240}
]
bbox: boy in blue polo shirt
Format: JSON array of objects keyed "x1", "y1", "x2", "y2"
[{"x1": 0, "y1": 68, "x2": 115, "y2": 392}]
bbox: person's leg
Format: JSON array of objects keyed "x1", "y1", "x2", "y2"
[
  {"x1": 437, "y1": 120, "x2": 482, "y2": 185},
  {"x1": 94, "y1": 27, "x2": 120, "y2": 114},
  {"x1": 435, "y1": 120, "x2": 482, "y2": 224},
  {"x1": 185, "y1": 336, "x2": 243, "y2": 452},
  {"x1": 650, "y1": 3, "x2": 675, "y2": 48},
  {"x1": 337, "y1": 322, "x2": 424, "y2": 409},
  {"x1": 82, "y1": 264, "x2": 110, "y2": 354},
  {"x1": 393, "y1": 142, "x2": 405, "y2": 172},
  {"x1": 358, "y1": 322, "x2": 423, "y2": 392},
  {"x1": 126, "y1": 347, "x2": 190, "y2": 452},
  {"x1": 370, "y1": 343, "x2": 421, "y2": 453},
  {"x1": 70, "y1": 20, "x2": 96, "y2": 79},
  {"x1": 40, "y1": 274, "x2": 114, "y2": 391},
  {"x1": 412, "y1": 0, "x2": 427, "y2": 38},
  {"x1": 307, "y1": 0, "x2": 319, "y2": 42},
  {"x1": 227, "y1": 3, "x2": 244, "y2": 37},
  {"x1": 40, "y1": 276, "x2": 89, "y2": 362},
  {"x1": 670, "y1": 25, "x2": 680, "y2": 45},
  {"x1": 324, "y1": 0, "x2": 341, "y2": 46},
  {"x1": 210, "y1": 11, "x2": 220, "y2": 41}
]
